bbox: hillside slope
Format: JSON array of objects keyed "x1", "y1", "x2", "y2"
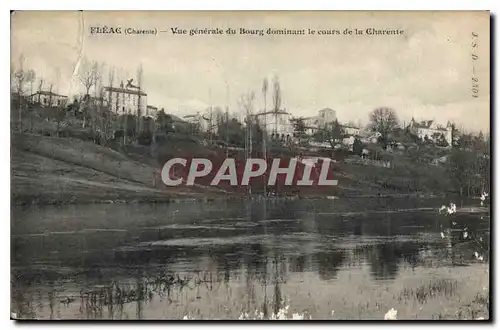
[{"x1": 11, "y1": 133, "x2": 226, "y2": 205}]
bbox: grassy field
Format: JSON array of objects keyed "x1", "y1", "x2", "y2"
[{"x1": 11, "y1": 133, "x2": 229, "y2": 205}]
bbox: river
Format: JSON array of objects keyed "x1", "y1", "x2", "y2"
[{"x1": 11, "y1": 197, "x2": 490, "y2": 320}]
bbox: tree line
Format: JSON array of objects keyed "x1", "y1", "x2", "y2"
[{"x1": 11, "y1": 57, "x2": 489, "y2": 197}]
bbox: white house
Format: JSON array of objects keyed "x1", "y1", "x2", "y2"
[
  {"x1": 29, "y1": 91, "x2": 68, "y2": 107},
  {"x1": 183, "y1": 112, "x2": 212, "y2": 132},
  {"x1": 341, "y1": 125, "x2": 361, "y2": 136},
  {"x1": 303, "y1": 108, "x2": 337, "y2": 135},
  {"x1": 146, "y1": 105, "x2": 158, "y2": 119},
  {"x1": 342, "y1": 136, "x2": 356, "y2": 151},
  {"x1": 318, "y1": 108, "x2": 336, "y2": 124},
  {"x1": 360, "y1": 131, "x2": 382, "y2": 144},
  {"x1": 102, "y1": 84, "x2": 147, "y2": 116},
  {"x1": 408, "y1": 118, "x2": 453, "y2": 147},
  {"x1": 251, "y1": 110, "x2": 294, "y2": 140}
]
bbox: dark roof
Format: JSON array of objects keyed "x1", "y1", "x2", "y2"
[
  {"x1": 147, "y1": 105, "x2": 158, "y2": 109},
  {"x1": 30, "y1": 91, "x2": 67, "y2": 98},
  {"x1": 410, "y1": 119, "x2": 448, "y2": 131},
  {"x1": 170, "y1": 114, "x2": 189, "y2": 123},
  {"x1": 410, "y1": 119, "x2": 432, "y2": 129},
  {"x1": 103, "y1": 86, "x2": 147, "y2": 96}
]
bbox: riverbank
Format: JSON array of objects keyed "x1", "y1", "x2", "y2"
[
  {"x1": 11, "y1": 133, "x2": 453, "y2": 206},
  {"x1": 11, "y1": 133, "x2": 221, "y2": 206}
]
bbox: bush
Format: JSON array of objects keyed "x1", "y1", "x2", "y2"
[{"x1": 137, "y1": 132, "x2": 152, "y2": 146}]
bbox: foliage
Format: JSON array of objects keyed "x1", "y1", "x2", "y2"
[
  {"x1": 369, "y1": 107, "x2": 399, "y2": 145},
  {"x1": 137, "y1": 131, "x2": 153, "y2": 146},
  {"x1": 290, "y1": 117, "x2": 307, "y2": 139},
  {"x1": 389, "y1": 127, "x2": 420, "y2": 148},
  {"x1": 352, "y1": 138, "x2": 364, "y2": 156},
  {"x1": 216, "y1": 115, "x2": 245, "y2": 148},
  {"x1": 156, "y1": 109, "x2": 174, "y2": 134},
  {"x1": 329, "y1": 119, "x2": 346, "y2": 143},
  {"x1": 446, "y1": 147, "x2": 490, "y2": 197}
]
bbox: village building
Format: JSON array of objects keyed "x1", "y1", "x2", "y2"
[
  {"x1": 303, "y1": 108, "x2": 337, "y2": 135},
  {"x1": 408, "y1": 118, "x2": 453, "y2": 146},
  {"x1": 29, "y1": 91, "x2": 68, "y2": 107},
  {"x1": 101, "y1": 83, "x2": 148, "y2": 117},
  {"x1": 182, "y1": 112, "x2": 213, "y2": 132},
  {"x1": 146, "y1": 105, "x2": 158, "y2": 119},
  {"x1": 257, "y1": 110, "x2": 294, "y2": 139},
  {"x1": 341, "y1": 125, "x2": 361, "y2": 136}
]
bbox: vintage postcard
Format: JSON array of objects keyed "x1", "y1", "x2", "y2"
[{"x1": 10, "y1": 11, "x2": 490, "y2": 320}]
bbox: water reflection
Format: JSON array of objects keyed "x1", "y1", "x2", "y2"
[{"x1": 11, "y1": 198, "x2": 490, "y2": 320}]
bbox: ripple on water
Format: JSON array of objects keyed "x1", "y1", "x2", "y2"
[{"x1": 135, "y1": 234, "x2": 274, "y2": 247}]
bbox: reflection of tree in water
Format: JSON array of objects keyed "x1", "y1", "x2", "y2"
[
  {"x1": 364, "y1": 242, "x2": 422, "y2": 280},
  {"x1": 288, "y1": 254, "x2": 307, "y2": 273},
  {"x1": 271, "y1": 252, "x2": 286, "y2": 316},
  {"x1": 11, "y1": 284, "x2": 37, "y2": 319},
  {"x1": 439, "y1": 213, "x2": 490, "y2": 265},
  {"x1": 207, "y1": 245, "x2": 243, "y2": 280},
  {"x1": 366, "y1": 243, "x2": 399, "y2": 280},
  {"x1": 242, "y1": 244, "x2": 267, "y2": 280},
  {"x1": 352, "y1": 219, "x2": 363, "y2": 236},
  {"x1": 242, "y1": 243, "x2": 267, "y2": 309},
  {"x1": 11, "y1": 271, "x2": 67, "y2": 320},
  {"x1": 316, "y1": 250, "x2": 346, "y2": 280}
]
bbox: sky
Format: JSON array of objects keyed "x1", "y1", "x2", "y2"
[{"x1": 11, "y1": 11, "x2": 490, "y2": 132}]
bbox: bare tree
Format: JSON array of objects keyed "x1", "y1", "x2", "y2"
[
  {"x1": 29, "y1": 75, "x2": 35, "y2": 96},
  {"x1": 239, "y1": 92, "x2": 256, "y2": 152},
  {"x1": 116, "y1": 70, "x2": 122, "y2": 140},
  {"x1": 239, "y1": 91, "x2": 256, "y2": 195},
  {"x1": 271, "y1": 75, "x2": 282, "y2": 135},
  {"x1": 37, "y1": 78, "x2": 44, "y2": 103},
  {"x1": 48, "y1": 83, "x2": 54, "y2": 107},
  {"x1": 369, "y1": 107, "x2": 399, "y2": 140},
  {"x1": 136, "y1": 64, "x2": 143, "y2": 136},
  {"x1": 122, "y1": 70, "x2": 130, "y2": 145},
  {"x1": 262, "y1": 77, "x2": 269, "y2": 112},
  {"x1": 51, "y1": 78, "x2": 66, "y2": 137},
  {"x1": 105, "y1": 66, "x2": 116, "y2": 143},
  {"x1": 78, "y1": 58, "x2": 101, "y2": 97},
  {"x1": 11, "y1": 55, "x2": 36, "y2": 132},
  {"x1": 262, "y1": 77, "x2": 269, "y2": 130},
  {"x1": 94, "y1": 65, "x2": 104, "y2": 143},
  {"x1": 261, "y1": 77, "x2": 269, "y2": 196},
  {"x1": 80, "y1": 59, "x2": 104, "y2": 135},
  {"x1": 54, "y1": 83, "x2": 65, "y2": 137}
]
